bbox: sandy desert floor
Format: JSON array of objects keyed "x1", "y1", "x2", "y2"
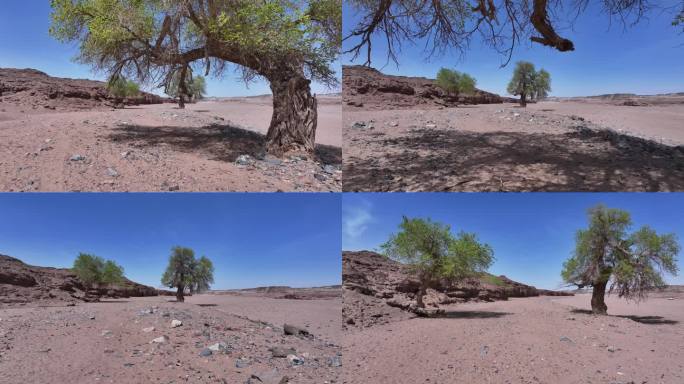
[
  {"x1": 0, "y1": 294, "x2": 342, "y2": 383},
  {"x1": 343, "y1": 101, "x2": 684, "y2": 191},
  {"x1": 0, "y1": 96, "x2": 342, "y2": 192},
  {"x1": 343, "y1": 294, "x2": 684, "y2": 384}
]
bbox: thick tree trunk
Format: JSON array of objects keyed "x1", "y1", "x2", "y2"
[
  {"x1": 591, "y1": 280, "x2": 608, "y2": 315},
  {"x1": 520, "y1": 93, "x2": 527, "y2": 107},
  {"x1": 416, "y1": 282, "x2": 427, "y2": 308},
  {"x1": 265, "y1": 74, "x2": 317, "y2": 155},
  {"x1": 176, "y1": 284, "x2": 185, "y2": 303},
  {"x1": 178, "y1": 95, "x2": 186, "y2": 109}
]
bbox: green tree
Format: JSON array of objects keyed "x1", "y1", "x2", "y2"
[
  {"x1": 161, "y1": 246, "x2": 214, "y2": 302},
  {"x1": 381, "y1": 217, "x2": 494, "y2": 308},
  {"x1": 73, "y1": 253, "x2": 125, "y2": 289},
  {"x1": 50, "y1": 0, "x2": 341, "y2": 155},
  {"x1": 561, "y1": 205, "x2": 679, "y2": 315},
  {"x1": 435, "y1": 68, "x2": 476, "y2": 102},
  {"x1": 107, "y1": 76, "x2": 140, "y2": 108},
  {"x1": 507, "y1": 61, "x2": 550, "y2": 107},
  {"x1": 166, "y1": 72, "x2": 207, "y2": 105}
]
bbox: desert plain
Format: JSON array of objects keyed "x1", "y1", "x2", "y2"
[
  {"x1": 343, "y1": 66, "x2": 684, "y2": 192},
  {"x1": 0, "y1": 68, "x2": 342, "y2": 192}
]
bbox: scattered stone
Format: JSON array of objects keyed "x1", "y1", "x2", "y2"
[
  {"x1": 235, "y1": 358, "x2": 250, "y2": 368},
  {"x1": 351, "y1": 121, "x2": 367, "y2": 129},
  {"x1": 283, "y1": 324, "x2": 312, "y2": 339},
  {"x1": 480, "y1": 345, "x2": 489, "y2": 357},
  {"x1": 424, "y1": 123, "x2": 437, "y2": 129},
  {"x1": 322, "y1": 164, "x2": 337, "y2": 174},
  {"x1": 313, "y1": 173, "x2": 327, "y2": 182},
  {"x1": 199, "y1": 348, "x2": 212, "y2": 357},
  {"x1": 208, "y1": 342, "x2": 230, "y2": 354},
  {"x1": 142, "y1": 327, "x2": 155, "y2": 333},
  {"x1": 171, "y1": 319, "x2": 183, "y2": 328},
  {"x1": 123, "y1": 363, "x2": 134, "y2": 368},
  {"x1": 101, "y1": 330, "x2": 112, "y2": 337},
  {"x1": 236, "y1": 154, "x2": 253, "y2": 165},
  {"x1": 151, "y1": 336, "x2": 168, "y2": 344},
  {"x1": 287, "y1": 354, "x2": 304, "y2": 366},
  {"x1": 388, "y1": 121, "x2": 399, "y2": 127},
  {"x1": 607, "y1": 346, "x2": 616, "y2": 352},
  {"x1": 88, "y1": 315, "x2": 95, "y2": 320},
  {"x1": 69, "y1": 154, "x2": 85, "y2": 161},
  {"x1": 513, "y1": 112, "x2": 520, "y2": 117},
  {"x1": 328, "y1": 355, "x2": 342, "y2": 367},
  {"x1": 106, "y1": 167, "x2": 119, "y2": 177},
  {"x1": 560, "y1": 336, "x2": 573, "y2": 343},
  {"x1": 246, "y1": 371, "x2": 289, "y2": 384},
  {"x1": 270, "y1": 346, "x2": 296, "y2": 358}
]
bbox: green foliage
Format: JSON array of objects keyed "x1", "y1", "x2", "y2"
[
  {"x1": 381, "y1": 217, "x2": 494, "y2": 287},
  {"x1": 435, "y1": 68, "x2": 476, "y2": 98},
  {"x1": 561, "y1": 204, "x2": 679, "y2": 301},
  {"x1": 166, "y1": 72, "x2": 206, "y2": 101},
  {"x1": 107, "y1": 76, "x2": 140, "y2": 99},
  {"x1": 49, "y1": 0, "x2": 341, "y2": 87},
  {"x1": 73, "y1": 253, "x2": 125, "y2": 287},
  {"x1": 507, "y1": 61, "x2": 551, "y2": 104},
  {"x1": 161, "y1": 246, "x2": 214, "y2": 295},
  {"x1": 482, "y1": 274, "x2": 505, "y2": 286}
]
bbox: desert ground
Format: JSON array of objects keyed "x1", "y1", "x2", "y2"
[
  {"x1": 343, "y1": 293, "x2": 683, "y2": 384},
  {"x1": 0, "y1": 97, "x2": 341, "y2": 192},
  {"x1": 342, "y1": 66, "x2": 684, "y2": 192},
  {"x1": 0, "y1": 292, "x2": 342, "y2": 384}
]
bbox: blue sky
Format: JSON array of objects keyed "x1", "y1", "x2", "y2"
[
  {"x1": 0, "y1": 1, "x2": 339, "y2": 97},
  {"x1": 343, "y1": 193, "x2": 684, "y2": 290},
  {"x1": 343, "y1": 2, "x2": 684, "y2": 97},
  {"x1": 0, "y1": 193, "x2": 341, "y2": 289}
]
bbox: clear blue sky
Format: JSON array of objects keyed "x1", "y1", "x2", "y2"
[
  {"x1": 0, "y1": 1, "x2": 340, "y2": 97},
  {"x1": 343, "y1": 2, "x2": 684, "y2": 97},
  {"x1": 0, "y1": 193, "x2": 341, "y2": 289},
  {"x1": 343, "y1": 193, "x2": 684, "y2": 290}
]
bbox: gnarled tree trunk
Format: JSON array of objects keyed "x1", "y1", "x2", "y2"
[
  {"x1": 520, "y1": 92, "x2": 527, "y2": 107},
  {"x1": 265, "y1": 74, "x2": 317, "y2": 155},
  {"x1": 591, "y1": 280, "x2": 608, "y2": 315},
  {"x1": 416, "y1": 282, "x2": 427, "y2": 308},
  {"x1": 176, "y1": 283, "x2": 185, "y2": 303}
]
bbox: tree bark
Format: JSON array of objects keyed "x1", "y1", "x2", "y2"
[
  {"x1": 176, "y1": 284, "x2": 185, "y2": 303},
  {"x1": 265, "y1": 74, "x2": 317, "y2": 155},
  {"x1": 591, "y1": 280, "x2": 608, "y2": 315},
  {"x1": 416, "y1": 282, "x2": 427, "y2": 308},
  {"x1": 520, "y1": 92, "x2": 527, "y2": 107}
]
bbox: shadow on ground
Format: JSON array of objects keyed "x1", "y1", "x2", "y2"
[
  {"x1": 344, "y1": 127, "x2": 684, "y2": 191},
  {"x1": 570, "y1": 309, "x2": 679, "y2": 325},
  {"x1": 437, "y1": 310, "x2": 511, "y2": 319},
  {"x1": 108, "y1": 123, "x2": 342, "y2": 164}
]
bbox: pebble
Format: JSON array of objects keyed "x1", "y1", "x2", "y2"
[
  {"x1": 287, "y1": 354, "x2": 304, "y2": 366},
  {"x1": 235, "y1": 358, "x2": 250, "y2": 368},
  {"x1": 151, "y1": 336, "x2": 168, "y2": 344},
  {"x1": 106, "y1": 167, "x2": 119, "y2": 177},
  {"x1": 171, "y1": 319, "x2": 182, "y2": 328},
  {"x1": 70, "y1": 154, "x2": 85, "y2": 161},
  {"x1": 328, "y1": 355, "x2": 342, "y2": 367},
  {"x1": 142, "y1": 327, "x2": 155, "y2": 333},
  {"x1": 199, "y1": 348, "x2": 212, "y2": 357}
]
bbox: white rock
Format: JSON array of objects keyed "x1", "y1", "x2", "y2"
[
  {"x1": 171, "y1": 319, "x2": 182, "y2": 328},
  {"x1": 151, "y1": 336, "x2": 168, "y2": 344},
  {"x1": 142, "y1": 327, "x2": 155, "y2": 333}
]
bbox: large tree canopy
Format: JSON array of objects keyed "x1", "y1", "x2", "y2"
[
  {"x1": 506, "y1": 61, "x2": 550, "y2": 106},
  {"x1": 345, "y1": 0, "x2": 683, "y2": 66},
  {"x1": 50, "y1": 0, "x2": 341, "y2": 154},
  {"x1": 561, "y1": 205, "x2": 679, "y2": 315},
  {"x1": 161, "y1": 246, "x2": 214, "y2": 302},
  {"x1": 382, "y1": 216, "x2": 494, "y2": 308}
]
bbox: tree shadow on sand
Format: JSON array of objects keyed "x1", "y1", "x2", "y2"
[
  {"x1": 196, "y1": 303, "x2": 218, "y2": 307},
  {"x1": 570, "y1": 308, "x2": 679, "y2": 325},
  {"x1": 344, "y1": 127, "x2": 684, "y2": 191},
  {"x1": 108, "y1": 123, "x2": 342, "y2": 165},
  {"x1": 429, "y1": 310, "x2": 511, "y2": 319}
]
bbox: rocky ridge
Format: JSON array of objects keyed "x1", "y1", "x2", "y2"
[
  {"x1": 342, "y1": 250, "x2": 572, "y2": 329},
  {"x1": 0, "y1": 254, "x2": 161, "y2": 306},
  {"x1": 0, "y1": 68, "x2": 167, "y2": 111},
  {"x1": 342, "y1": 65, "x2": 516, "y2": 110}
]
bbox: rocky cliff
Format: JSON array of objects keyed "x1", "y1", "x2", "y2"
[
  {"x1": 0, "y1": 68, "x2": 168, "y2": 111},
  {"x1": 0, "y1": 254, "x2": 160, "y2": 306},
  {"x1": 342, "y1": 65, "x2": 516, "y2": 110},
  {"x1": 343, "y1": 250, "x2": 572, "y2": 329}
]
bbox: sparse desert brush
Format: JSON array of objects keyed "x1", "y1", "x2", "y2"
[{"x1": 72, "y1": 253, "x2": 125, "y2": 289}]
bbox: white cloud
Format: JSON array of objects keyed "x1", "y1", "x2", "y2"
[{"x1": 343, "y1": 202, "x2": 373, "y2": 239}]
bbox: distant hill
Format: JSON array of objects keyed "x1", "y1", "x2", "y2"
[
  {"x1": 342, "y1": 65, "x2": 516, "y2": 110},
  {"x1": 0, "y1": 67, "x2": 168, "y2": 111},
  {"x1": 0, "y1": 254, "x2": 162, "y2": 306}
]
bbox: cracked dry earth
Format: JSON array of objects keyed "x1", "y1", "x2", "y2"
[
  {"x1": 0, "y1": 97, "x2": 342, "y2": 192},
  {"x1": 343, "y1": 102, "x2": 684, "y2": 192},
  {"x1": 0, "y1": 295, "x2": 342, "y2": 384},
  {"x1": 343, "y1": 294, "x2": 684, "y2": 384}
]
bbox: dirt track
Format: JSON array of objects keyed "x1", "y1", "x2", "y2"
[
  {"x1": 343, "y1": 294, "x2": 683, "y2": 384},
  {"x1": 0, "y1": 294, "x2": 342, "y2": 384},
  {"x1": 0, "y1": 97, "x2": 341, "y2": 192},
  {"x1": 343, "y1": 101, "x2": 684, "y2": 192}
]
